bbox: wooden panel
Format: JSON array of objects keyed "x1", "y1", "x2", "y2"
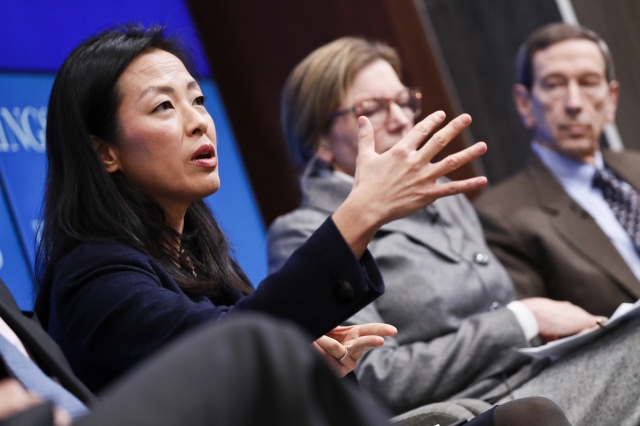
[
  {"x1": 384, "y1": 0, "x2": 483, "y2": 180},
  {"x1": 187, "y1": 0, "x2": 478, "y2": 224},
  {"x1": 571, "y1": 0, "x2": 640, "y2": 152},
  {"x1": 420, "y1": 0, "x2": 562, "y2": 184}
]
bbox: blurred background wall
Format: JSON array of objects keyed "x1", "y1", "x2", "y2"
[
  {"x1": 190, "y1": 0, "x2": 640, "y2": 213},
  {"x1": 1, "y1": 0, "x2": 638, "y2": 308},
  {"x1": 0, "y1": 0, "x2": 266, "y2": 308}
]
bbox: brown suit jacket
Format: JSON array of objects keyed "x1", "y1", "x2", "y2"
[{"x1": 474, "y1": 150, "x2": 640, "y2": 317}]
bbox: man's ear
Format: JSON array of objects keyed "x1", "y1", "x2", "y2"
[
  {"x1": 316, "y1": 137, "x2": 334, "y2": 164},
  {"x1": 605, "y1": 80, "x2": 620, "y2": 123},
  {"x1": 513, "y1": 84, "x2": 536, "y2": 129},
  {"x1": 90, "y1": 135, "x2": 121, "y2": 173}
]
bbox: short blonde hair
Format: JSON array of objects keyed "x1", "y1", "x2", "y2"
[{"x1": 281, "y1": 37, "x2": 400, "y2": 165}]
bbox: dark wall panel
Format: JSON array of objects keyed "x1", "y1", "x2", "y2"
[
  {"x1": 188, "y1": 1, "x2": 405, "y2": 225},
  {"x1": 572, "y1": 0, "x2": 640, "y2": 152},
  {"x1": 421, "y1": 0, "x2": 562, "y2": 184},
  {"x1": 188, "y1": 0, "x2": 480, "y2": 224}
]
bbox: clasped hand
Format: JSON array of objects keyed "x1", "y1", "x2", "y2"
[
  {"x1": 520, "y1": 297, "x2": 608, "y2": 342},
  {"x1": 312, "y1": 323, "x2": 397, "y2": 377}
]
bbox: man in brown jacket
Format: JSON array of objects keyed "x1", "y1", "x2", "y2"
[{"x1": 475, "y1": 23, "x2": 640, "y2": 317}]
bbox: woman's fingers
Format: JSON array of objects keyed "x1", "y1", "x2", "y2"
[
  {"x1": 347, "y1": 335, "x2": 386, "y2": 359},
  {"x1": 425, "y1": 177, "x2": 488, "y2": 200},
  {"x1": 317, "y1": 324, "x2": 394, "y2": 360},
  {"x1": 310, "y1": 341, "x2": 348, "y2": 376},
  {"x1": 520, "y1": 298, "x2": 603, "y2": 341},
  {"x1": 314, "y1": 324, "x2": 397, "y2": 377},
  {"x1": 352, "y1": 323, "x2": 397, "y2": 338},
  {"x1": 316, "y1": 334, "x2": 384, "y2": 363},
  {"x1": 356, "y1": 116, "x2": 375, "y2": 161},
  {"x1": 325, "y1": 323, "x2": 397, "y2": 342},
  {"x1": 397, "y1": 110, "x2": 447, "y2": 152},
  {"x1": 416, "y1": 113, "x2": 472, "y2": 161},
  {"x1": 314, "y1": 335, "x2": 346, "y2": 360},
  {"x1": 430, "y1": 141, "x2": 488, "y2": 178},
  {"x1": 336, "y1": 110, "x2": 488, "y2": 256},
  {"x1": 312, "y1": 337, "x2": 353, "y2": 377}
]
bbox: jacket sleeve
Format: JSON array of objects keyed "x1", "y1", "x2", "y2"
[
  {"x1": 50, "y1": 217, "x2": 383, "y2": 386},
  {"x1": 238, "y1": 216, "x2": 384, "y2": 337},
  {"x1": 348, "y1": 301, "x2": 529, "y2": 414},
  {"x1": 474, "y1": 203, "x2": 549, "y2": 299}
]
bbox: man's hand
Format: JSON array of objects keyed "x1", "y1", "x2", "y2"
[
  {"x1": 520, "y1": 297, "x2": 606, "y2": 342},
  {"x1": 0, "y1": 379, "x2": 42, "y2": 420},
  {"x1": 312, "y1": 323, "x2": 397, "y2": 377}
]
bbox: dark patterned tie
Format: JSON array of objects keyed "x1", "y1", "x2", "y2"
[
  {"x1": 592, "y1": 167, "x2": 640, "y2": 251},
  {"x1": 0, "y1": 333, "x2": 88, "y2": 418}
]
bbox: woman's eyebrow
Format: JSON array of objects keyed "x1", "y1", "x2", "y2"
[
  {"x1": 138, "y1": 85, "x2": 173, "y2": 100},
  {"x1": 138, "y1": 81, "x2": 200, "y2": 100}
]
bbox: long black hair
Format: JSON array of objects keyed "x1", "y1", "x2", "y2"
[{"x1": 35, "y1": 24, "x2": 254, "y2": 325}]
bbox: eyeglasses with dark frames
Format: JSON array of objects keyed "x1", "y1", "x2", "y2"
[{"x1": 327, "y1": 87, "x2": 422, "y2": 130}]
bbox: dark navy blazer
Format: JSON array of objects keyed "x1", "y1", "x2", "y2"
[{"x1": 42, "y1": 218, "x2": 384, "y2": 392}]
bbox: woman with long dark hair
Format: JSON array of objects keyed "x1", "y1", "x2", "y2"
[{"x1": 34, "y1": 24, "x2": 487, "y2": 393}]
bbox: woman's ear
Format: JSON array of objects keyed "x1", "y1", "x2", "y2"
[
  {"x1": 316, "y1": 137, "x2": 334, "y2": 164},
  {"x1": 90, "y1": 135, "x2": 121, "y2": 173}
]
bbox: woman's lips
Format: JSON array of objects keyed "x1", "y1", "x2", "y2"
[
  {"x1": 190, "y1": 144, "x2": 218, "y2": 168},
  {"x1": 191, "y1": 156, "x2": 218, "y2": 168}
]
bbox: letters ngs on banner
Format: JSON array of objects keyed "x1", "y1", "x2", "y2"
[{"x1": 0, "y1": 106, "x2": 47, "y2": 153}]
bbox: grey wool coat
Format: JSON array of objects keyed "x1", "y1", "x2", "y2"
[{"x1": 267, "y1": 170, "x2": 533, "y2": 415}]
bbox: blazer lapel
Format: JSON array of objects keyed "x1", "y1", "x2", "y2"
[
  {"x1": 301, "y1": 173, "x2": 350, "y2": 214},
  {"x1": 379, "y1": 204, "x2": 462, "y2": 262},
  {"x1": 527, "y1": 157, "x2": 640, "y2": 299},
  {"x1": 602, "y1": 150, "x2": 640, "y2": 191},
  {"x1": 302, "y1": 173, "x2": 461, "y2": 262}
]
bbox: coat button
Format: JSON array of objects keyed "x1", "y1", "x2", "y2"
[
  {"x1": 474, "y1": 252, "x2": 490, "y2": 265},
  {"x1": 333, "y1": 280, "x2": 355, "y2": 304}
]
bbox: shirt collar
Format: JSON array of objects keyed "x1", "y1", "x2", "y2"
[{"x1": 532, "y1": 140, "x2": 603, "y2": 189}]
